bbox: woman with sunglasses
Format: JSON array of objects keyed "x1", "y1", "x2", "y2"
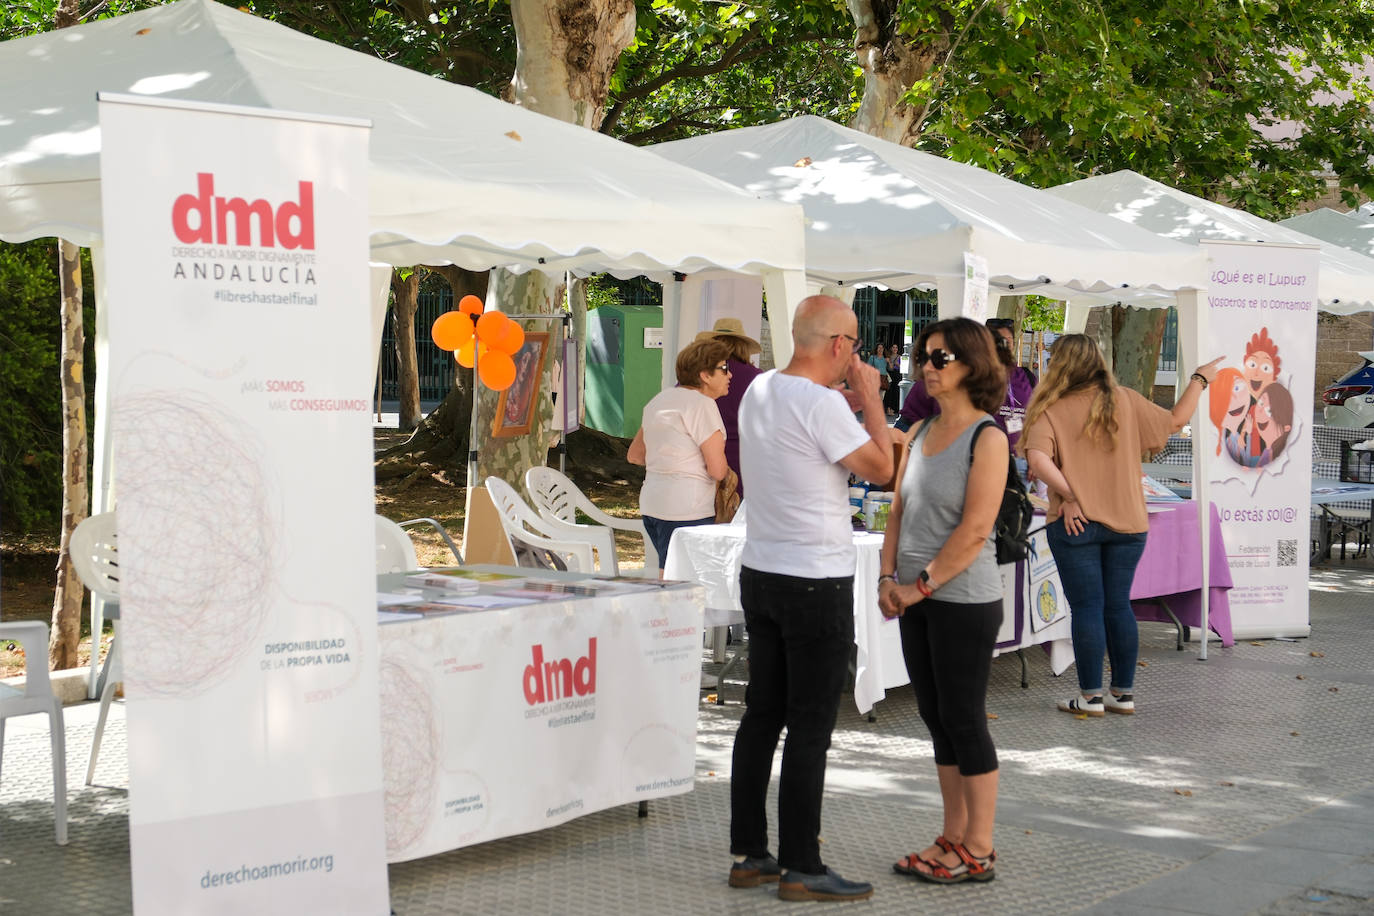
[
  {"x1": 628, "y1": 337, "x2": 735, "y2": 572},
  {"x1": 878, "y1": 318, "x2": 1007, "y2": 885},
  {"x1": 896, "y1": 319, "x2": 1036, "y2": 453},
  {"x1": 1019, "y1": 335, "x2": 1223, "y2": 716}
]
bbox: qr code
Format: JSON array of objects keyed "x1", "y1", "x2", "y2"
[{"x1": 1277, "y1": 539, "x2": 1298, "y2": 567}]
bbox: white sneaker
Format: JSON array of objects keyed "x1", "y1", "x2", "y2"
[
  {"x1": 1057, "y1": 695, "x2": 1104, "y2": 717},
  {"x1": 1103, "y1": 691, "x2": 1135, "y2": 715}
]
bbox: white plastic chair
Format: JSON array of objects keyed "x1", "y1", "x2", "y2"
[
  {"x1": 0, "y1": 620, "x2": 68, "y2": 845},
  {"x1": 375, "y1": 516, "x2": 464, "y2": 574},
  {"x1": 67, "y1": 511, "x2": 121, "y2": 787},
  {"x1": 524, "y1": 466, "x2": 658, "y2": 573},
  {"x1": 375, "y1": 516, "x2": 421, "y2": 574},
  {"x1": 484, "y1": 477, "x2": 603, "y2": 573}
]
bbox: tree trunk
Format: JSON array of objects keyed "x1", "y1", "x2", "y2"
[
  {"x1": 374, "y1": 267, "x2": 489, "y2": 472},
  {"x1": 478, "y1": 0, "x2": 634, "y2": 488},
  {"x1": 476, "y1": 269, "x2": 562, "y2": 488},
  {"x1": 846, "y1": 0, "x2": 951, "y2": 145},
  {"x1": 391, "y1": 269, "x2": 422, "y2": 431},
  {"x1": 1110, "y1": 305, "x2": 1168, "y2": 399},
  {"x1": 50, "y1": 239, "x2": 87, "y2": 670},
  {"x1": 49, "y1": 0, "x2": 87, "y2": 671}
]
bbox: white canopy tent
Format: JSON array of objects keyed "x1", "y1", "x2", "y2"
[
  {"x1": 1049, "y1": 171, "x2": 1374, "y2": 316},
  {"x1": 1279, "y1": 208, "x2": 1374, "y2": 262},
  {"x1": 0, "y1": 0, "x2": 808, "y2": 499},
  {"x1": 649, "y1": 115, "x2": 1210, "y2": 314}
]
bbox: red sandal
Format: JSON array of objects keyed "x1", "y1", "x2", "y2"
[
  {"x1": 892, "y1": 835, "x2": 957, "y2": 875},
  {"x1": 911, "y1": 843, "x2": 996, "y2": 884}
]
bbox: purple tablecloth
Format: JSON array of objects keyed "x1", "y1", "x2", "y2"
[{"x1": 1131, "y1": 502, "x2": 1235, "y2": 646}]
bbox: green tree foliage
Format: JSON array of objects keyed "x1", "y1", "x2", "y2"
[
  {"x1": 902, "y1": 0, "x2": 1374, "y2": 215},
  {"x1": 0, "y1": 242, "x2": 93, "y2": 534}
]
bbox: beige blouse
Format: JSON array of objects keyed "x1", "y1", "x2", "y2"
[{"x1": 1021, "y1": 386, "x2": 1173, "y2": 534}]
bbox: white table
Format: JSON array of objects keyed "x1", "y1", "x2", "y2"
[
  {"x1": 375, "y1": 569, "x2": 704, "y2": 863},
  {"x1": 664, "y1": 525, "x2": 1073, "y2": 715}
]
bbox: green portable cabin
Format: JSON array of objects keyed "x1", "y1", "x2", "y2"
[{"x1": 584, "y1": 304, "x2": 665, "y2": 439}]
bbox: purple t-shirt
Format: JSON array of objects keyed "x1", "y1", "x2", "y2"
[
  {"x1": 713, "y1": 357, "x2": 763, "y2": 495},
  {"x1": 899, "y1": 365, "x2": 1038, "y2": 450}
]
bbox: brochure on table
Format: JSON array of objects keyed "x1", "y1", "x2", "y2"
[
  {"x1": 100, "y1": 95, "x2": 388, "y2": 914},
  {"x1": 1199, "y1": 241, "x2": 1318, "y2": 637}
]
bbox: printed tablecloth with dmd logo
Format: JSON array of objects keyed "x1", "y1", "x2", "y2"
[{"x1": 377, "y1": 582, "x2": 705, "y2": 862}]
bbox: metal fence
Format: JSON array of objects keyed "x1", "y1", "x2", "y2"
[{"x1": 378, "y1": 286, "x2": 457, "y2": 402}]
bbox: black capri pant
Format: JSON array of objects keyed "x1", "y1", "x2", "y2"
[{"x1": 898, "y1": 595, "x2": 1003, "y2": 776}]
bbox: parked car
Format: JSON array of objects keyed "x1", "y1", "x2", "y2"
[{"x1": 1322, "y1": 350, "x2": 1374, "y2": 427}]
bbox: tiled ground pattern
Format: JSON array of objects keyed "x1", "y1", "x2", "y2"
[{"x1": 2, "y1": 566, "x2": 1372, "y2": 915}]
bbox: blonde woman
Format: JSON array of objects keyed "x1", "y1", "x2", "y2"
[{"x1": 1019, "y1": 335, "x2": 1222, "y2": 716}]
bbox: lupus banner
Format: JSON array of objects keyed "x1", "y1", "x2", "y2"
[
  {"x1": 98, "y1": 95, "x2": 389, "y2": 914},
  {"x1": 1199, "y1": 240, "x2": 1319, "y2": 637}
]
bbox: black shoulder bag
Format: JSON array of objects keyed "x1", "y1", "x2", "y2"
[{"x1": 969, "y1": 419, "x2": 1034, "y2": 564}]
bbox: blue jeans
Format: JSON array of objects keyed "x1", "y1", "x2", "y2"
[
  {"x1": 1045, "y1": 520, "x2": 1148, "y2": 694},
  {"x1": 731, "y1": 566, "x2": 853, "y2": 874},
  {"x1": 642, "y1": 515, "x2": 714, "y2": 570}
]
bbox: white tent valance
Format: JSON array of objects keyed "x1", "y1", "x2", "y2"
[
  {"x1": 0, "y1": 0, "x2": 804, "y2": 281},
  {"x1": 1049, "y1": 171, "x2": 1374, "y2": 315},
  {"x1": 649, "y1": 116, "x2": 1209, "y2": 304}
]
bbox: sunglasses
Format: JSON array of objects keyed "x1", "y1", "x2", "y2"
[
  {"x1": 916, "y1": 348, "x2": 959, "y2": 370},
  {"x1": 985, "y1": 319, "x2": 1015, "y2": 330},
  {"x1": 714, "y1": 363, "x2": 732, "y2": 374},
  {"x1": 830, "y1": 333, "x2": 862, "y2": 354}
]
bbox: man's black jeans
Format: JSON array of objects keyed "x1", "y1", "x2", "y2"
[{"x1": 730, "y1": 566, "x2": 854, "y2": 874}]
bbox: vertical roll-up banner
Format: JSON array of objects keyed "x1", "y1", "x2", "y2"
[
  {"x1": 1199, "y1": 240, "x2": 1319, "y2": 638},
  {"x1": 98, "y1": 94, "x2": 388, "y2": 914}
]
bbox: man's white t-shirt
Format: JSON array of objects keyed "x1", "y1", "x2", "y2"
[
  {"x1": 739, "y1": 370, "x2": 871, "y2": 578},
  {"x1": 639, "y1": 386, "x2": 725, "y2": 520}
]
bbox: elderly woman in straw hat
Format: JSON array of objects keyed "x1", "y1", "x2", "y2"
[{"x1": 696, "y1": 318, "x2": 764, "y2": 497}]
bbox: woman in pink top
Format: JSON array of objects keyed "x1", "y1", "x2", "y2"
[
  {"x1": 628, "y1": 337, "x2": 734, "y2": 570},
  {"x1": 1020, "y1": 335, "x2": 1222, "y2": 717}
]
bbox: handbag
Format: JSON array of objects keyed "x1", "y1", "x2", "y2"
[{"x1": 969, "y1": 420, "x2": 1033, "y2": 564}]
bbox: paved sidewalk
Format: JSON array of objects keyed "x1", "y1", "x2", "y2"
[{"x1": 3, "y1": 565, "x2": 1372, "y2": 914}]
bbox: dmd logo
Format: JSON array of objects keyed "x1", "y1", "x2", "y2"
[
  {"x1": 522, "y1": 639, "x2": 597, "y2": 705},
  {"x1": 172, "y1": 173, "x2": 315, "y2": 249}
]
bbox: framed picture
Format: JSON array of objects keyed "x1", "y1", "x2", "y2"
[{"x1": 492, "y1": 331, "x2": 549, "y2": 438}]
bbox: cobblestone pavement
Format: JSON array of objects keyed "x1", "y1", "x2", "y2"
[{"x1": 3, "y1": 565, "x2": 1372, "y2": 915}]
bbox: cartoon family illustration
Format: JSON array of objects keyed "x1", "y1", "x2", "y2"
[{"x1": 1209, "y1": 327, "x2": 1295, "y2": 471}]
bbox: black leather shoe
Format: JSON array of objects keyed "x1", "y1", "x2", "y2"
[
  {"x1": 729, "y1": 853, "x2": 782, "y2": 888},
  {"x1": 778, "y1": 867, "x2": 874, "y2": 901}
]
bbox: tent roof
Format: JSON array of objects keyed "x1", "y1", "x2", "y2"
[
  {"x1": 649, "y1": 115, "x2": 1207, "y2": 301},
  {"x1": 1279, "y1": 208, "x2": 1374, "y2": 261},
  {"x1": 1049, "y1": 171, "x2": 1374, "y2": 314},
  {"x1": 0, "y1": 0, "x2": 803, "y2": 276}
]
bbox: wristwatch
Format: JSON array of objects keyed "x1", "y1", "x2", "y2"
[
  {"x1": 1190, "y1": 371, "x2": 1209, "y2": 389},
  {"x1": 878, "y1": 573, "x2": 898, "y2": 586},
  {"x1": 915, "y1": 568, "x2": 934, "y2": 598}
]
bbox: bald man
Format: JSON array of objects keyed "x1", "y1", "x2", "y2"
[{"x1": 727, "y1": 296, "x2": 892, "y2": 902}]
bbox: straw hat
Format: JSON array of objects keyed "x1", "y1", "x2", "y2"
[{"x1": 694, "y1": 317, "x2": 761, "y2": 355}]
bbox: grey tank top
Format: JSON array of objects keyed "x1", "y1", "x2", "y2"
[{"x1": 895, "y1": 416, "x2": 1003, "y2": 604}]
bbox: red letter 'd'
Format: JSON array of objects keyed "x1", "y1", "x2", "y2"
[
  {"x1": 276, "y1": 181, "x2": 315, "y2": 250},
  {"x1": 523, "y1": 645, "x2": 545, "y2": 705},
  {"x1": 172, "y1": 173, "x2": 214, "y2": 244}
]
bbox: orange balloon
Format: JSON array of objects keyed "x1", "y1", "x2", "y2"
[
  {"x1": 455, "y1": 338, "x2": 477, "y2": 368},
  {"x1": 431, "y1": 311, "x2": 473, "y2": 351},
  {"x1": 458, "y1": 294, "x2": 484, "y2": 316},
  {"x1": 475, "y1": 310, "x2": 506, "y2": 343},
  {"x1": 492, "y1": 319, "x2": 525, "y2": 355},
  {"x1": 478, "y1": 349, "x2": 516, "y2": 390}
]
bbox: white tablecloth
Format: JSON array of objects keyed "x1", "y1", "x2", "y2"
[
  {"x1": 664, "y1": 525, "x2": 1073, "y2": 714},
  {"x1": 376, "y1": 574, "x2": 704, "y2": 862}
]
